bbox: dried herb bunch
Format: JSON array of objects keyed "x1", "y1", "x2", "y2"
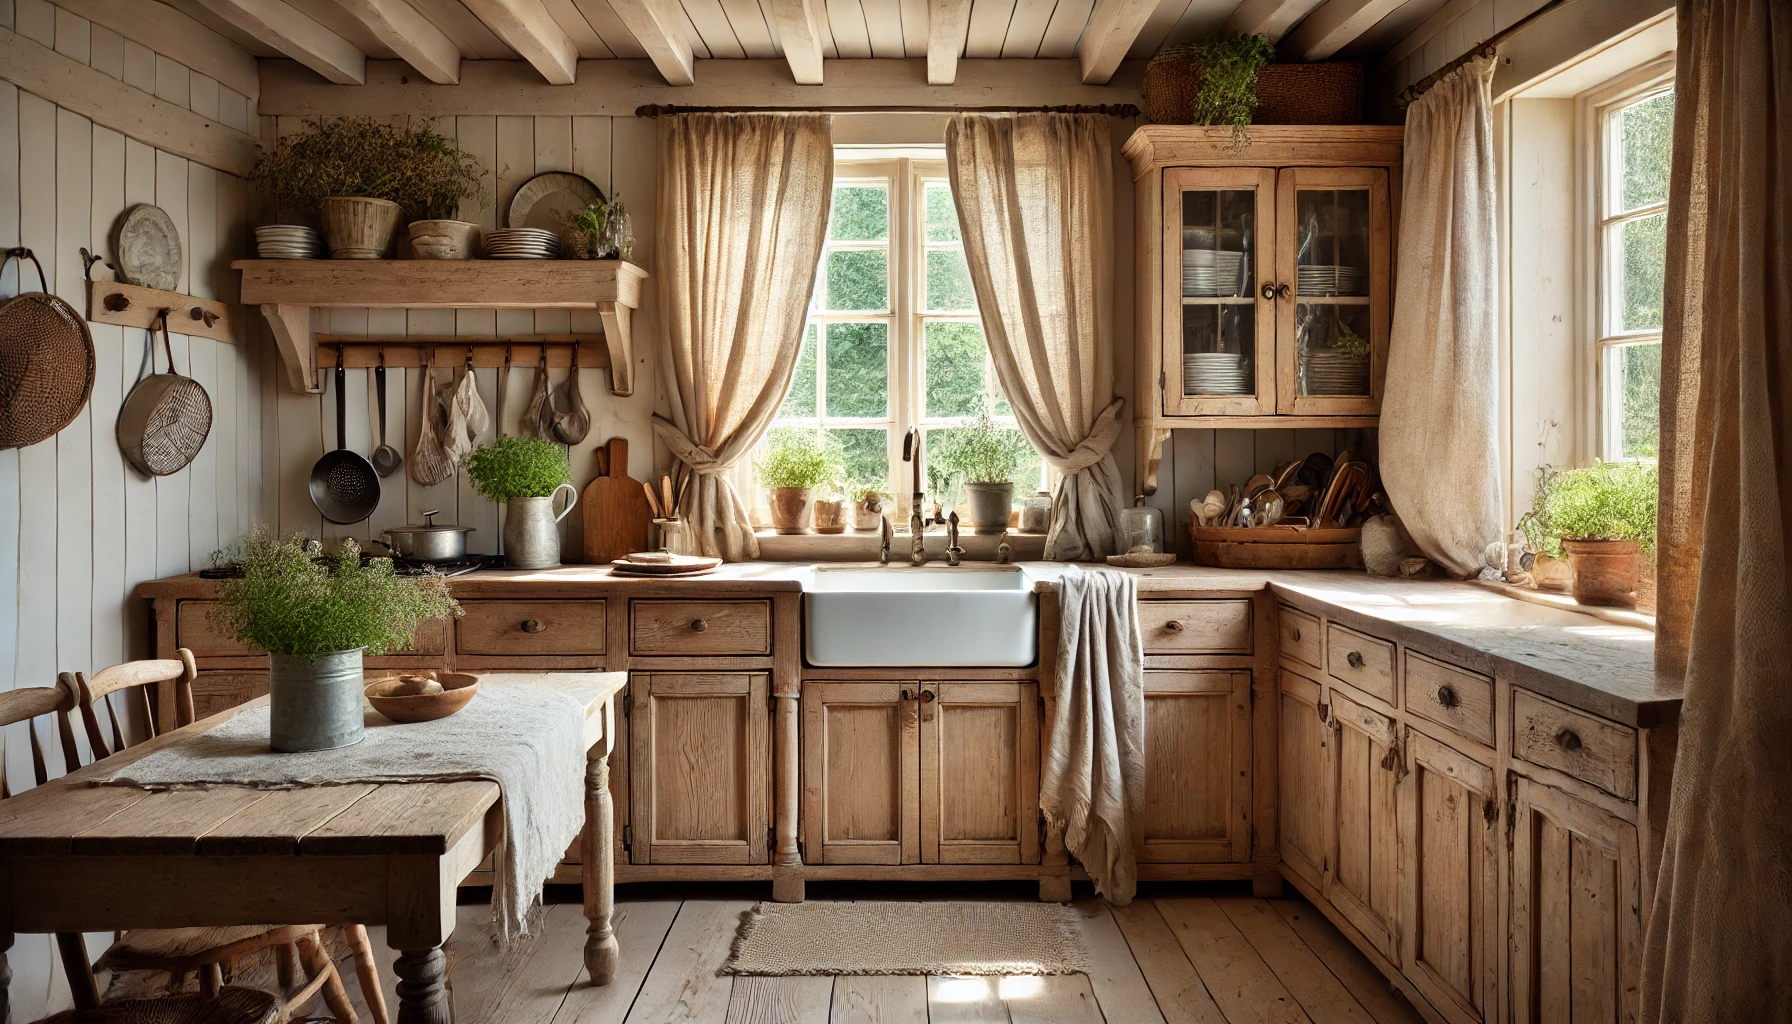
[
  {"x1": 465, "y1": 436, "x2": 572, "y2": 501},
  {"x1": 249, "y1": 117, "x2": 490, "y2": 220},
  {"x1": 1192, "y1": 33, "x2": 1276, "y2": 144},
  {"x1": 216, "y1": 531, "x2": 461, "y2": 660}
]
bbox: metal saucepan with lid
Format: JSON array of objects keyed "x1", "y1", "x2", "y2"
[{"x1": 380, "y1": 509, "x2": 475, "y2": 561}]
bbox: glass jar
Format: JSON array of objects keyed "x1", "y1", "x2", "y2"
[
  {"x1": 1020, "y1": 491, "x2": 1051, "y2": 534},
  {"x1": 650, "y1": 516, "x2": 696, "y2": 556},
  {"x1": 1118, "y1": 496, "x2": 1165, "y2": 554}
]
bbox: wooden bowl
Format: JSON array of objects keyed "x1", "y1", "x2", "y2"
[{"x1": 365, "y1": 672, "x2": 479, "y2": 723}]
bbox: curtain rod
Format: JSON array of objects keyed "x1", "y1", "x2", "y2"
[
  {"x1": 633, "y1": 103, "x2": 1140, "y2": 118},
  {"x1": 1394, "y1": 0, "x2": 1580, "y2": 108}
]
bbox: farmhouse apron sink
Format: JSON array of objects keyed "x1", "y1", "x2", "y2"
[{"x1": 803, "y1": 565, "x2": 1039, "y2": 667}]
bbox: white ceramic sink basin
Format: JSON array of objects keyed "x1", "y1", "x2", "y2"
[{"x1": 804, "y1": 566, "x2": 1039, "y2": 667}]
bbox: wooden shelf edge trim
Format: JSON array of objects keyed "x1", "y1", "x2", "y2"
[
  {"x1": 315, "y1": 337, "x2": 611, "y2": 370},
  {"x1": 87, "y1": 281, "x2": 239, "y2": 345}
]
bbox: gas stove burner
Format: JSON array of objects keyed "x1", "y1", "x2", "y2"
[{"x1": 200, "y1": 553, "x2": 505, "y2": 580}]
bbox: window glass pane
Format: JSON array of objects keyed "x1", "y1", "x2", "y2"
[
  {"x1": 1617, "y1": 90, "x2": 1673, "y2": 213},
  {"x1": 829, "y1": 427, "x2": 889, "y2": 493},
  {"x1": 825, "y1": 322, "x2": 888, "y2": 418},
  {"x1": 779, "y1": 323, "x2": 818, "y2": 418},
  {"x1": 829, "y1": 183, "x2": 889, "y2": 242},
  {"x1": 824, "y1": 248, "x2": 888, "y2": 311},
  {"x1": 924, "y1": 320, "x2": 988, "y2": 418},
  {"x1": 1612, "y1": 341, "x2": 1662, "y2": 459},
  {"x1": 1617, "y1": 212, "x2": 1666, "y2": 331},
  {"x1": 926, "y1": 247, "x2": 976, "y2": 312},
  {"x1": 925, "y1": 182, "x2": 959, "y2": 242}
]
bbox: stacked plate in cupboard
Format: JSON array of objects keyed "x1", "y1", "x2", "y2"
[
  {"x1": 484, "y1": 227, "x2": 560, "y2": 259},
  {"x1": 1181, "y1": 249, "x2": 1246, "y2": 297},
  {"x1": 254, "y1": 225, "x2": 324, "y2": 259},
  {"x1": 1183, "y1": 352, "x2": 1253, "y2": 395},
  {"x1": 1304, "y1": 348, "x2": 1370, "y2": 395},
  {"x1": 1297, "y1": 264, "x2": 1367, "y2": 296}
]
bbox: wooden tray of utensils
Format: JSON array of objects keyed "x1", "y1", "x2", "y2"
[{"x1": 1189, "y1": 523, "x2": 1363, "y2": 569}]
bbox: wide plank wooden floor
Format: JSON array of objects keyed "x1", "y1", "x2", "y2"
[{"x1": 343, "y1": 886, "x2": 1422, "y2": 1024}]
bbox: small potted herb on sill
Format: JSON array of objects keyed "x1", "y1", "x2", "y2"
[
  {"x1": 466, "y1": 436, "x2": 578, "y2": 568},
  {"x1": 215, "y1": 531, "x2": 460, "y2": 752},
  {"x1": 758, "y1": 429, "x2": 842, "y2": 535},
  {"x1": 1520, "y1": 461, "x2": 1657, "y2": 608},
  {"x1": 936, "y1": 414, "x2": 1034, "y2": 535}
]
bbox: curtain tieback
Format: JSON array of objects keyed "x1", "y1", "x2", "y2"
[
  {"x1": 1043, "y1": 398, "x2": 1125, "y2": 476},
  {"x1": 651, "y1": 416, "x2": 734, "y2": 475}
]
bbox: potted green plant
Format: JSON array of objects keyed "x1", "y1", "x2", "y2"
[
  {"x1": 249, "y1": 117, "x2": 488, "y2": 259},
  {"x1": 567, "y1": 201, "x2": 608, "y2": 259},
  {"x1": 937, "y1": 414, "x2": 1033, "y2": 535},
  {"x1": 1519, "y1": 461, "x2": 1657, "y2": 607},
  {"x1": 848, "y1": 479, "x2": 889, "y2": 532},
  {"x1": 215, "y1": 531, "x2": 460, "y2": 752},
  {"x1": 466, "y1": 436, "x2": 578, "y2": 568},
  {"x1": 758, "y1": 429, "x2": 841, "y2": 534}
]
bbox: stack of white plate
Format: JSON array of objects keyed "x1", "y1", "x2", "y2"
[
  {"x1": 1305, "y1": 349, "x2": 1370, "y2": 395},
  {"x1": 255, "y1": 224, "x2": 323, "y2": 259},
  {"x1": 1183, "y1": 352, "x2": 1252, "y2": 395},
  {"x1": 1297, "y1": 265, "x2": 1367, "y2": 296},
  {"x1": 1182, "y1": 249, "x2": 1245, "y2": 297},
  {"x1": 484, "y1": 227, "x2": 560, "y2": 259}
]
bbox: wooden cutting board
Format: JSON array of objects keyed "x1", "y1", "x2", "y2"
[{"x1": 581, "y1": 437, "x2": 652, "y2": 564}]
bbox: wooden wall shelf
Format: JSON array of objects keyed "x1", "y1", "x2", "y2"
[
  {"x1": 232, "y1": 259, "x2": 650, "y2": 396},
  {"x1": 86, "y1": 280, "x2": 238, "y2": 345}
]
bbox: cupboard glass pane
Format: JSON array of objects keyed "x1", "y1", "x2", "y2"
[
  {"x1": 1179, "y1": 187, "x2": 1257, "y2": 397},
  {"x1": 1296, "y1": 303, "x2": 1372, "y2": 396},
  {"x1": 1295, "y1": 189, "x2": 1371, "y2": 296}
]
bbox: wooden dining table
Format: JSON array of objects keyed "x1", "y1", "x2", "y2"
[{"x1": 0, "y1": 670, "x2": 627, "y2": 1024}]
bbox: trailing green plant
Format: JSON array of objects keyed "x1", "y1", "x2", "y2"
[
  {"x1": 758, "y1": 429, "x2": 842, "y2": 490},
  {"x1": 214, "y1": 531, "x2": 460, "y2": 660},
  {"x1": 936, "y1": 414, "x2": 1034, "y2": 484},
  {"x1": 465, "y1": 436, "x2": 572, "y2": 501},
  {"x1": 1519, "y1": 461, "x2": 1658, "y2": 558},
  {"x1": 1191, "y1": 33, "x2": 1275, "y2": 146},
  {"x1": 249, "y1": 117, "x2": 489, "y2": 220},
  {"x1": 571, "y1": 201, "x2": 608, "y2": 238}
]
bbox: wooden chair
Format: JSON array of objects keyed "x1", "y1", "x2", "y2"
[{"x1": 50, "y1": 653, "x2": 389, "y2": 1024}]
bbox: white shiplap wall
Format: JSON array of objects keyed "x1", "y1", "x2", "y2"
[{"x1": 0, "y1": 1, "x2": 268, "y2": 1017}]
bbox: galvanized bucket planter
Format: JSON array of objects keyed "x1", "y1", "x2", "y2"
[{"x1": 269, "y1": 648, "x2": 367, "y2": 752}]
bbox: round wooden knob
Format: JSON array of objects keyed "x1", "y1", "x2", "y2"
[
  {"x1": 691, "y1": 618, "x2": 708, "y2": 632},
  {"x1": 521, "y1": 619, "x2": 547, "y2": 634},
  {"x1": 919, "y1": 689, "x2": 936, "y2": 704},
  {"x1": 1346, "y1": 650, "x2": 1364, "y2": 669},
  {"x1": 1164, "y1": 619, "x2": 1185, "y2": 633},
  {"x1": 1436, "y1": 685, "x2": 1459, "y2": 708},
  {"x1": 1555, "y1": 728, "x2": 1583, "y2": 752},
  {"x1": 901, "y1": 688, "x2": 916, "y2": 701}
]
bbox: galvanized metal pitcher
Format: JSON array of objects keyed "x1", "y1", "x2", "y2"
[
  {"x1": 269, "y1": 648, "x2": 366, "y2": 752},
  {"x1": 504, "y1": 483, "x2": 579, "y2": 568}
]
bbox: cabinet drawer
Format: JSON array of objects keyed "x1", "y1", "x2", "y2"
[
  {"x1": 1512, "y1": 689, "x2": 1636, "y2": 800},
  {"x1": 1325, "y1": 623, "x2": 1395, "y2": 705},
  {"x1": 1403, "y1": 652, "x2": 1495, "y2": 747},
  {"x1": 1139, "y1": 600, "x2": 1252, "y2": 654},
  {"x1": 178, "y1": 601, "x2": 446, "y2": 658},
  {"x1": 457, "y1": 600, "x2": 606, "y2": 656},
  {"x1": 1278, "y1": 605, "x2": 1322, "y2": 669},
  {"x1": 630, "y1": 600, "x2": 771, "y2": 657}
]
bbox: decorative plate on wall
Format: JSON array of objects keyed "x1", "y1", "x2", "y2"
[
  {"x1": 114, "y1": 204, "x2": 183, "y2": 291},
  {"x1": 507, "y1": 172, "x2": 605, "y2": 234}
]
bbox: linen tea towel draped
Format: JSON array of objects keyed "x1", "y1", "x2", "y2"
[
  {"x1": 945, "y1": 114, "x2": 1127, "y2": 561},
  {"x1": 1379, "y1": 56, "x2": 1504, "y2": 577},
  {"x1": 1642, "y1": 0, "x2": 1792, "y2": 1017},
  {"x1": 652, "y1": 113, "x2": 834, "y2": 561}
]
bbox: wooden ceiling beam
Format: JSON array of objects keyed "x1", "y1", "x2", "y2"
[
  {"x1": 609, "y1": 0, "x2": 697, "y2": 85},
  {"x1": 1222, "y1": 0, "x2": 1329, "y2": 40},
  {"x1": 192, "y1": 0, "x2": 366, "y2": 84},
  {"x1": 459, "y1": 0, "x2": 581, "y2": 83},
  {"x1": 769, "y1": 0, "x2": 826, "y2": 83},
  {"x1": 335, "y1": 0, "x2": 462, "y2": 83},
  {"x1": 927, "y1": 0, "x2": 971, "y2": 84},
  {"x1": 1077, "y1": 0, "x2": 1159, "y2": 83},
  {"x1": 1282, "y1": 0, "x2": 1408, "y2": 59}
]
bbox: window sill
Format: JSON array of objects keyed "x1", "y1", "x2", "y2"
[{"x1": 752, "y1": 528, "x2": 1049, "y2": 563}]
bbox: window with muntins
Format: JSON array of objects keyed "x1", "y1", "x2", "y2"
[{"x1": 1596, "y1": 83, "x2": 1672, "y2": 460}]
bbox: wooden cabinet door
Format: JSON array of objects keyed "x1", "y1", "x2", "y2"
[
  {"x1": 1509, "y1": 777, "x2": 1642, "y2": 1024},
  {"x1": 919, "y1": 682, "x2": 1039, "y2": 865},
  {"x1": 801, "y1": 682, "x2": 919, "y2": 865},
  {"x1": 1325, "y1": 688, "x2": 1400, "y2": 960},
  {"x1": 1160, "y1": 166, "x2": 1278, "y2": 417},
  {"x1": 1139, "y1": 671, "x2": 1251, "y2": 864},
  {"x1": 1400, "y1": 729, "x2": 1500, "y2": 1024},
  {"x1": 1274, "y1": 166, "x2": 1392, "y2": 418},
  {"x1": 1278, "y1": 669, "x2": 1330, "y2": 888},
  {"x1": 629, "y1": 673, "x2": 770, "y2": 865}
]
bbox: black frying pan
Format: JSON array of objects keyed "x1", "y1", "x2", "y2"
[{"x1": 310, "y1": 357, "x2": 381, "y2": 524}]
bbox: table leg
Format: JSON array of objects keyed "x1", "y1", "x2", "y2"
[
  {"x1": 393, "y1": 947, "x2": 451, "y2": 1024},
  {"x1": 584, "y1": 746, "x2": 618, "y2": 986}
]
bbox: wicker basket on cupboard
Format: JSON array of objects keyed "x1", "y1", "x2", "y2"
[{"x1": 1142, "y1": 46, "x2": 1365, "y2": 125}]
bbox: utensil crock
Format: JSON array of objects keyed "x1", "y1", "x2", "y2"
[{"x1": 503, "y1": 483, "x2": 578, "y2": 568}]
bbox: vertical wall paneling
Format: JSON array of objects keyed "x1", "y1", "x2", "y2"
[
  {"x1": 90, "y1": 125, "x2": 127, "y2": 679},
  {"x1": 0, "y1": 80, "x2": 21, "y2": 795},
  {"x1": 122, "y1": 39, "x2": 155, "y2": 93},
  {"x1": 50, "y1": 3, "x2": 86, "y2": 62},
  {"x1": 121, "y1": 137, "x2": 159, "y2": 639},
  {"x1": 89, "y1": 21, "x2": 122, "y2": 79},
  {"x1": 15, "y1": 0, "x2": 50, "y2": 45},
  {"x1": 15, "y1": 93, "x2": 59, "y2": 755},
  {"x1": 186, "y1": 163, "x2": 220, "y2": 565},
  {"x1": 365, "y1": 310, "x2": 409, "y2": 543},
  {"x1": 57, "y1": 106, "x2": 98, "y2": 709},
  {"x1": 153, "y1": 149, "x2": 190, "y2": 577}
]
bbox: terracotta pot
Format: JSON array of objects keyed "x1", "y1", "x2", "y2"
[
  {"x1": 852, "y1": 493, "x2": 886, "y2": 532},
  {"x1": 812, "y1": 499, "x2": 848, "y2": 535},
  {"x1": 768, "y1": 487, "x2": 813, "y2": 534},
  {"x1": 962, "y1": 481, "x2": 1014, "y2": 535},
  {"x1": 407, "y1": 219, "x2": 480, "y2": 260},
  {"x1": 321, "y1": 196, "x2": 401, "y2": 259},
  {"x1": 1560, "y1": 538, "x2": 1642, "y2": 608}
]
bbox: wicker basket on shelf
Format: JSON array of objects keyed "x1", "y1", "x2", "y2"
[
  {"x1": 1190, "y1": 523, "x2": 1363, "y2": 569},
  {"x1": 1142, "y1": 44, "x2": 1204, "y2": 123},
  {"x1": 1142, "y1": 46, "x2": 1365, "y2": 125}
]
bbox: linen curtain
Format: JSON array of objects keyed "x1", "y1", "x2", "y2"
[
  {"x1": 945, "y1": 113, "x2": 1126, "y2": 561},
  {"x1": 1379, "y1": 56, "x2": 1504, "y2": 577},
  {"x1": 1642, "y1": 0, "x2": 1792, "y2": 1016},
  {"x1": 652, "y1": 113, "x2": 834, "y2": 560}
]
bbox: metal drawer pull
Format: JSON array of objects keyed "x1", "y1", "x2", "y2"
[
  {"x1": 690, "y1": 618, "x2": 708, "y2": 632},
  {"x1": 1346, "y1": 650, "x2": 1364, "y2": 669},
  {"x1": 1436, "y1": 684, "x2": 1459, "y2": 708},
  {"x1": 1163, "y1": 619, "x2": 1185, "y2": 633},
  {"x1": 521, "y1": 619, "x2": 547, "y2": 634},
  {"x1": 1555, "y1": 728, "x2": 1583, "y2": 752}
]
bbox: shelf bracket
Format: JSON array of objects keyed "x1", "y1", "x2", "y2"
[
  {"x1": 262, "y1": 303, "x2": 321, "y2": 393},
  {"x1": 596, "y1": 301, "x2": 634, "y2": 398}
]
